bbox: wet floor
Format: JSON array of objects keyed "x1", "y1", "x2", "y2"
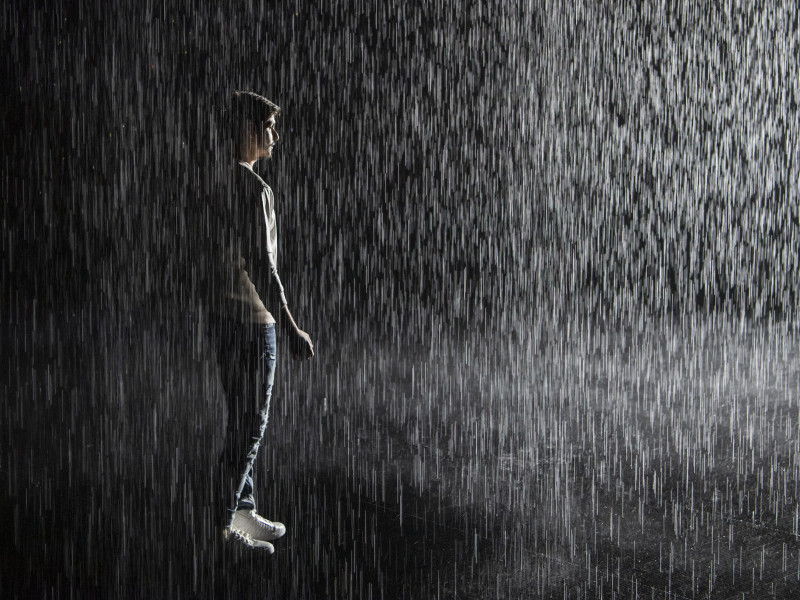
[{"x1": 3, "y1": 308, "x2": 799, "y2": 599}]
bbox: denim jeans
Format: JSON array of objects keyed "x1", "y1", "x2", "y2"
[{"x1": 208, "y1": 316, "x2": 277, "y2": 527}]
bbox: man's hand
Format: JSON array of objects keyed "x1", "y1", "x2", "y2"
[
  {"x1": 278, "y1": 305, "x2": 314, "y2": 361},
  {"x1": 289, "y1": 328, "x2": 314, "y2": 361}
]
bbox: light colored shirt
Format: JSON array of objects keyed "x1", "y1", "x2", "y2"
[{"x1": 204, "y1": 161, "x2": 287, "y2": 324}]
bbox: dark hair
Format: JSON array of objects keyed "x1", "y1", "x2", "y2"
[{"x1": 231, "y1": 90, "x2": 281, "y2": 128}]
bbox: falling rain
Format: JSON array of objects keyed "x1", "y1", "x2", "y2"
[{"x1": 2, "y1": 1, "x2": 799, "y2": 598}]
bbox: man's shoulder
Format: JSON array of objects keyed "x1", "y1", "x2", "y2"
[{"x1": 235, "y1": 162, "x2": 272, "y2": 192}]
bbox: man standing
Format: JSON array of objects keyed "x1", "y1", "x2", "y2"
[{"x1": 205, "y1": 90, "x2": 314, "y2": 552}]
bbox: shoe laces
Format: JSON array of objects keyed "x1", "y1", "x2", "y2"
[
  {"x1": 228, "y1": 527, "x2": 255, "y2": 546},
  {"x1": 244, "y1": 510, "x2": 280, "y2": 533}
]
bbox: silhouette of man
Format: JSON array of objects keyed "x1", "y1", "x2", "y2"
[{"x1": 204, "y1": 90, "x2": 314, "y2": 552}]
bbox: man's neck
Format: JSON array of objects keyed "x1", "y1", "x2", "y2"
[
  {"x1": 236, "y1": 156, "x2": 257, "y2": 168},
  {"x1": 234, "y1": 142, "x2": 258, "y2": 167}
]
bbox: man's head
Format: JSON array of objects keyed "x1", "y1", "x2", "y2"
[{"x1": 231, "y1": 90, "x2": 281, "y2": 163}]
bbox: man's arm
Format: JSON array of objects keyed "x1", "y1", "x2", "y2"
[
  {"x1": 279, "y1": 305, "x2": 314, "y2": 361},
  {"x1": 255, "y1": 181, "x2": 313, "y2": 361},
  {"x1": 264, "y1": 263, "x2": 314, "y2": 361}
]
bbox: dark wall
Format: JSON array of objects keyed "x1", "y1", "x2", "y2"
[{"x1": 3, "y1": 1, "x2": 799, "y2": 343}]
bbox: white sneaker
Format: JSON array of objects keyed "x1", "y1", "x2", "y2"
[
  {"x1": 223, "y1": 526, "x2": 275, "y2": 553},
  {"x1": 231, "y1": 509, "x2": 287, "y2": 543}
]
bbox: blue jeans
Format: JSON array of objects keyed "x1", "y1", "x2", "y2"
[{"x1": 209, "y1": 317, "x2": 277, "y2": 527}]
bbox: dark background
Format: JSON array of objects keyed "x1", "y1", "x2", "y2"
[
  {"x1": 4, "y1": 1, "x2": 798, "y2": 334},
  {"x1": 2, "y1": 1, "x2": 799, "y2": 598}
]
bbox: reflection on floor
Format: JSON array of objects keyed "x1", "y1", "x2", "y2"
[{"x1": 2, "y1": 312, "x2": 800, "y2": 598}]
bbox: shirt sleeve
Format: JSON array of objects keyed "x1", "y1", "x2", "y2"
[{"x1": 261, "y1": 185, "x2": 289, "y2": 309}]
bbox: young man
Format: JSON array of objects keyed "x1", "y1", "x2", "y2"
[{"x1": 205, "y1": 90, "x2": 314, "y2": 553}]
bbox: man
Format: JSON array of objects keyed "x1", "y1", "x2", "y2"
[{"x1": 205, "y1": 90, "x2": 314, "y2": 553}]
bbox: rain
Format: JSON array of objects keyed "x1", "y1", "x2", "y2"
[{"x1": 2, "y1": 1, "x2": 799, "y2": 598}]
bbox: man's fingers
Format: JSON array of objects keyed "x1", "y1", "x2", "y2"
[{"x1": 290, "y1": 332, "x2": 314, "y2": 360}]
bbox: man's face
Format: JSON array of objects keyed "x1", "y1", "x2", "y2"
[{"x1": 257, "y1": 116, "x2": 279, "y2": 159}]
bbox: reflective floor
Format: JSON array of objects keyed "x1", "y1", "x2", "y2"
[{"x1": 3, "y1": 309, "x2": 800, "y2": 598}]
